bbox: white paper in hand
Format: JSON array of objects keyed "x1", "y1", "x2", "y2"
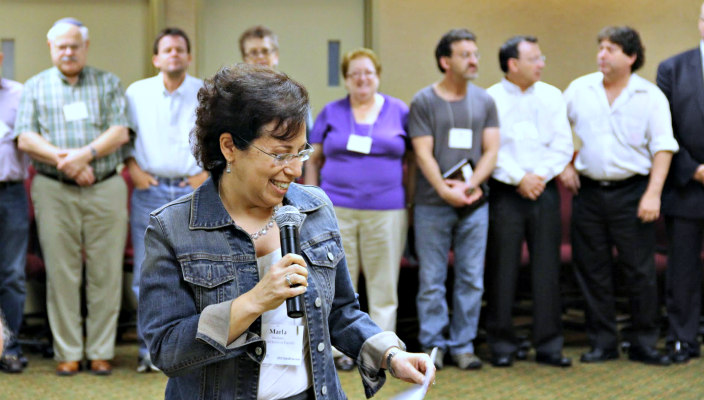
[{"x1": 390, "y1": 347, "x2": 437, "y2": 400}]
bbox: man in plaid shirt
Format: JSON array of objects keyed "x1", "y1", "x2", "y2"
[{"x1": 14, "y1": 17, "x2": 129, "y2": 377}]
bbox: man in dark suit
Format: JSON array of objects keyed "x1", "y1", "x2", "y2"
[{"x1": 655, "y1": 2, "x2": 704, "y2": 364}]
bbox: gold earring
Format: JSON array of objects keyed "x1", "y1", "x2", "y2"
[{"x1": 226, "y1": 162, "x2": 232, "y2": 174}]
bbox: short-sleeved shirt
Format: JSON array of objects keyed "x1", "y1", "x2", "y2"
[
  {"x1": 126, "y1": 73, "x2": 203, "y2": 178},
  {"x1": 564, "y1": 72, "x2": 679, "y2": 180},
  {"x1": 408, "y1": 83, "x2": 499, "y2": 206},
  {"x1": 14, "y1": 66, "x2": 129, "y2": 180},
  {"x1": 309, "y1": 94, "x2": 409, "y2": 210},
  {"x1": 0, "y1": 77, "x2": 28, "y2": 181}
]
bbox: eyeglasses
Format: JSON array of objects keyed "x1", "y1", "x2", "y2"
[
  {"x1": 455, "y1": 51, "x2": 480, "y2": 60},
  {"x1": 521, "y1": 55, "x2": 546, "y2": 64},
  {"x1": 245, "y1": 48, "x2": 276, "y2": 58},
  {"x1": 347, "y1": 70, "x2": 376, "y2": 79},
  {"x1": 243, "y1": 139, "x2": 314, "y2": 166}
]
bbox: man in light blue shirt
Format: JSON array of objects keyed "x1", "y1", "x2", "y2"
[{"x1": 125, "y1": 27, "x2": 206, "y2": 372}]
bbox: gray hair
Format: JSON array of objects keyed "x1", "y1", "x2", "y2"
[{"x1": 47, "y1": 19, "x2": 89, "y2": 42}]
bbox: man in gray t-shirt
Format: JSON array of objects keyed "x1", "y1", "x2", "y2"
[{"x1": 408, "y1": 28, "x2": 500, "y2": 371}]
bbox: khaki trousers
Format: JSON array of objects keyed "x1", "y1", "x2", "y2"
[
  {"x1": 32, "y1": 174, "x2": 127, "y2": 361},
  {"x1": 334, "y1": 207, "x2": 407, "y2": 332}
]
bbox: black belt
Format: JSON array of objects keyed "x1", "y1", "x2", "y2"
[
  {"x1": 0, "y1": 180, "x2": 23, "y2": 189},
  {"x1": 581, "y1": 174, "x2": 647, "y2": 189},
  {"x1": 39, "y1": 170, "x2": 117, "y2": 186}
]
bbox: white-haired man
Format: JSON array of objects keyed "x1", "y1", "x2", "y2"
[{"x1": 14, "y1": 17, "x2": 130, "y2": 376}]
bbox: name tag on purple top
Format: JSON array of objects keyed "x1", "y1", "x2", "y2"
[{"x1": 347, "y1": 134, "x2": 373, "y2": 154}]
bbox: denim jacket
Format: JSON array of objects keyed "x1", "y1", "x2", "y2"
[{"x1": 139, "y1": 178, "x2": 404, "y2": 399}]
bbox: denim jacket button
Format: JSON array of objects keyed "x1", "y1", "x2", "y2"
[
  {"x1": 315, "y1": 297, "x2": 322, "y2": 307},
  {"x1": 255, "y1": 347, "x2": 263, "y2": 356},
  {"x1": 317, "y1": 342, "x2": 325, "y2": 352},
  {"x1": 321, "y1": 385, "x2": 328, "y2": 395},
  {"x1": 327, "y1": 252, "x2": 334, "y2": 261}
]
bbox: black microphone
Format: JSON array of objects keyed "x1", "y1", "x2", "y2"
[{"x1": 273, "y1": 205, "x2": 306, "y2": 318}]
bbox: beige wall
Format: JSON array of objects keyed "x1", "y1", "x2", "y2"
[
  {"x1": 199, "y1": 0, "x2": 365, "y2": 115},
  {"x1": 0, "y1": 0, "x2": 149, "y2": 87},
  {"x1": 2, "y1": 0, "x2": 701, "y2": 107},
  {"x1": 372, "y1": 0, "x2": 703, "y2": 103}
]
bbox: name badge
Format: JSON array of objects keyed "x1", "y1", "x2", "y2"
[
  {"x1": 63, "y1": 102, "x2": 89, "y2": 122},
  {"x1": 448, "y1": 128, "x2": 473, "y2": 149},
  {"x1": 512, "y1": 121, "x2": 539, "y2": 141},
  {"x1": 346, "y1": 134, "x2": 372, "y2": 154},
  {"x1": 261, "y1": 324, "x2": 305, "y2": 366}
]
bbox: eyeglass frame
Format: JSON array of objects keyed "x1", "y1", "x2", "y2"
[
  {"x1": 239, "y1": 138, "x2": 314, "y2": 166},
  {"x1": 244, "y1": 47, "x2": 277, "y2": 59}
]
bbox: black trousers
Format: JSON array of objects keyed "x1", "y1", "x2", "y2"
[
  {"x1": 572, "y1": 176, "x2": 659, "y2": 350},
  {"x1": 485, "y1": 179, "x2": 564, "y2": 355},
  {"x1": 665, "y1": 216, "x2": 704, "y2": 347}
]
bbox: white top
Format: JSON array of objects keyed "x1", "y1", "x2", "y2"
[
  {"x1": 256, "y1": 249, "x2": 312, "y2": 400},
  {"x1": 126, "y1": 73, "x2": 203, "y2": 178},
  {"x1": 564, "y1": 72, "x2": 679, "y2": 181},
  {"x1": 487, "y1": 79, "x2": 573, "y2": 185}
]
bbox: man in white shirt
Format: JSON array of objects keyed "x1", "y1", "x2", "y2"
[
  {"x1": 125, "y1": 27, "x2": 206, "y2": 372},
  {"x1": 485, "y1": 36, "x2": 573, "y2": 368},
  {"x1": 561, "y1": 26, "x2": 678, "y2": 366}
]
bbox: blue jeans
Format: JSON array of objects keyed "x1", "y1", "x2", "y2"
[
  {"x1": 414, "y1": 203, "x2": 488, "y2": 355},
  {"x1": 0, "y1": 182, "x2": 29, "y2": 356},
  {"x1": 131, "y1": 178, "x2": 193, "y2": 357}
]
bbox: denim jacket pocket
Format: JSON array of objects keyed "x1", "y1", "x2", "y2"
[
  {"x1": 179, "y1": 254, "x2": 236, "y2": 312},
  {"x1": 302, "y1": 232, "x2": 344, "y2": 305}
]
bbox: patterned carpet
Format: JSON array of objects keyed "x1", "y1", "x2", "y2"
[{"x1": 2, "y1": 338, "x2": 703, "y2": 399}]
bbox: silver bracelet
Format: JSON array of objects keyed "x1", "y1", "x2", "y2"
[{"x1": 386, "y1": 348, "x2": 399, "y2": 378}]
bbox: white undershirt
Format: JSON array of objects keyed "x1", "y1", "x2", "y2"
[{"x1": 257, "y1": 249, "x2": 312, "y2": 400}]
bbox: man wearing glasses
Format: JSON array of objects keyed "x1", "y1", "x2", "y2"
[
  {"x1": 408, "y1": 28, "x2": 500, "y2": 370},
  {"x1": 239, "y1": 25, "x2": 279, "y2": 68},
  {"x1": 124, "y1": 27, "x2": 207, "y2": 373},
  {"x1": 485, "y1": 36, "x2": 573, "y2": 368}
]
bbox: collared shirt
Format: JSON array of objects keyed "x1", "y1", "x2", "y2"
[
  {"x1": 0, "y1": 77, "x2": 28, "y2": 181},
  {"x1": 126, "y1": 73, "x2": 203, "y2": 178},
  {"x1": 487, "y1": 78, "x2": 573, "y2": 185},
  {"x1": 564, "y1": 72, "x2": 679, "y2": 181},
  {"x1": 13, "y1": 66, "x2": 129, "y2": 180}
]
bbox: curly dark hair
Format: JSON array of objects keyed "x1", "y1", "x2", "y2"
[
  {"x1": 597, "y1": 26, "x2": 644, "y2": 72},
  {"x1": 190, "y1": 63, "x2": 309, "y2": 178}
]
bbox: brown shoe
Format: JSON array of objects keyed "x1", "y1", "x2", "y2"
[
  {"x1": 56, "y1": 361, "x2": 80, "y2": 376},
  {"x1": 90, "y1": 360, "x2": 112, "y2": 376}
]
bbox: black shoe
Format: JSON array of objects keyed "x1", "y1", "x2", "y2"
[
  {"x1": 19, "y1": 355, "x2": 28, "y2": 369},
  {"x1": 490, "y1": 353, "x2": 513, "y2": 367},
  {"x1": 628, "y1": 346, "x2": 671, "y2": 366},
  {"x1": 0, "y1": 355, "x2": 24, "y2": 373},
  {"x1": 668, "y1": 341, "x2": 693, "y2": 364},
  {"x1": 515, "y1": 348, "x2": 529, "y2": 361},
  {"x1": 536, "y1": 352, "x2": 572, "y2": 367},
  {"x1": 580, "y1": 348, "x2": 619, "y2": 363}
]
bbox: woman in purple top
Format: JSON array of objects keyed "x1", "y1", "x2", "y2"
[{"x1": 306, "y1": 48, "x2": 411, "y2": 370}]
